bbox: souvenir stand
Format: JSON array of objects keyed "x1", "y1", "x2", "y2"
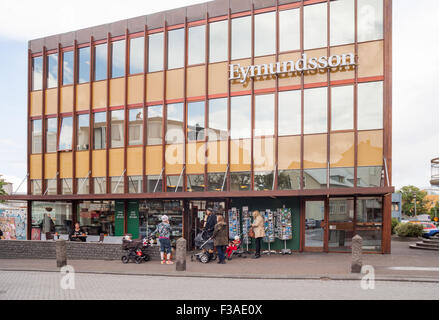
[
  {"x1": 241, "y1": 206, "x2": 252, "y2": 254},
  {"x1": 262, "y1": 209, "x2": 276, "y2": 255},
  {"x1": 276, "y1": 208, "x2": 293, "y2": 255},
  {"x1": 228, "y1": 207, "x2": 240, "y2": 240}
]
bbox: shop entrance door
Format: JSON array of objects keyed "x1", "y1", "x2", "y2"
[{"x1": 304, "y1": 200, "x2": 327, "y2": 252}]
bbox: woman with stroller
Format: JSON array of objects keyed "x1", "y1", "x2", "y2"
[
  {"x1": 151, "y1": 215, "x2": 173, "y2": 265},
  {"x1": 212, "y1": 215, "x2": 228, "y2": 264},
  {"x1": 251, "y1": 210, "x2": 265, "y2": 259}
]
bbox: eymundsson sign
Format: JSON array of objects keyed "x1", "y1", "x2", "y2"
[{"x1": 229, "y1": 53, "x2": 356, "y2": 84}]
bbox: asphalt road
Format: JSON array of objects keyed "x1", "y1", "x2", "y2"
[{"x1": 0, "y1": 270, "x2": 438, "y2": 300}]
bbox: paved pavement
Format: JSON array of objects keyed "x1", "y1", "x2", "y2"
[{"x1": 0, "y1": 241, "x2": 438, "y2": 282}]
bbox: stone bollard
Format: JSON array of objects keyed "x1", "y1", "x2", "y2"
[
  {"x1": 351, "y1": 235, "x2": 363, "y2": 273},
  {"x1": 56, "y1": 239, "x2": 67, "y2": 268},
  {"x1": 176, "y1": 238, "x2": 187, "y2": 272}
]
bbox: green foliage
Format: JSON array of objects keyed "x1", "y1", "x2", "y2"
[
  {"x1": 397, "y1": 186, "x2": 429, "y2": 217},
  {"x1": 395, "y1": 223, "x2": 423, "y2": 238},
  {"x1": 429, "y1": 202, "x2": 439, "y2": 220},
  {"x1": 391, "y1": 218, "x2": 400, "y2": 235}
]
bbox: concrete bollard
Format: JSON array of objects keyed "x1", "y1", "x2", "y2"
[
  {"x1": 351, "y1": 235, "x2": 363, "y2": 273},
  {"x1": 176, "y1": 238, "x2": 187, "y2": 272},
  {"x1": 56, "y1": 239, "x2": 67, "y2": 268}
]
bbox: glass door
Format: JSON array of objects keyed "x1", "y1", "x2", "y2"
[
  {"x1": 304, "y1": 200, "x2": 326, "y2": 251},
  {"x1": 328, "y1": 198, "x2": 354, "y2": 252}
]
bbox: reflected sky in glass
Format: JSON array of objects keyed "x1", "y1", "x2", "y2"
[
  {"x1": 188, "y1": 25, "x2": 205, "y2": 65},
  {"x1": 148, "y1": 33, "x2": 164, "y2": 72},
  {"x1": 331, "y1": 85, "x2": 354, "y2": 131},
  {"x1": 94, "y1": 43, "x2": 107, "y2": 81},
  {"x1": 358, "y1": 81, "x2": 383, "y2": 130},
  {"x1": 279, "y1": 9, "x2": 300, "y2": 52},
  {"x1": 358, "y1": 0, "x2": 383, "y2": 42},
  {"x1": 279, "y1": 90, "x2": 301, "y2": 136},
  {"x1": 304, "y1": 87, "x2": 327, "y2": 134},
  {"x1": 78, "y1": 47, "x2": 90, "y2": 83},
  {"x1": 112, "y1": 40, "x2": 125, "y2": 78},
  {"x1": 94, "y1": 111, "x2": 106, "y2": 124},
  {"x1": 167, "y1": 103, "x2": 184, "y2": 144},
  {"x1": 32, "y1": 56, "x2": 43, "y2": 90},
  {"x1": 147, "y1": 105, "x2": 163, "y2": 145},
  {"x1": 255, "y1": 94, "x2": 275, "y2": 136},
  {"x1": 232, "y1": 16, "x2": 251, "y2": 60},
  {"x1": 130, "y1": 37, "x2": 144, "y2": 74},
  {"x1": 209, "y1": 20, "x2": 228, "y2": 63},
  {"x1": 188, "y1": 101, "x2": 205, "y2": 141},
  {"x1": 304, "y1": 3, "x2": 327, "y2": 50},
  {"x1": 255, "y1": 12, "x2": 276, "y2": 57},
  {"x1": 231, "y1": 95, "x2": 251, "y2": 139},
  {"x1": 62, "y1": 51, "x2": 74, "y2": 86},
  {"x1": 331, "y1": 0, "x2": 355, "y2": 46},
  {"x1": 59, "y1": 117, "x2": 73, "y2": 151},
  {"x1": 47, "y1": 53, "x2": 58, "y2": 88},
  {"x1": 209, "y1": 98, "x2": 228, "y2": 141},
  {"x1": 168, "y1": 28, "x2": 185, "y2": 70}
]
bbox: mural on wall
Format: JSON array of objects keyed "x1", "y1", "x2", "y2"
[{"x1": 0, "y1": 207, "x2": 27, "y2": 240}]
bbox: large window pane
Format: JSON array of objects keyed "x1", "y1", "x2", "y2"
[
  {"x1": 94, "y1": 177, "x2": 107, "y2": 194},
  {"x1": 94, "y1": 112, "x2": 106, "y2": 150},
  {"x1": 330, "y1": 0, "x2": 355, "y2": 46},
  {"x1": 111, "y1": 40, "x2": 125, "y2": 78},
  {"x1": 328, "y1": 198, "x2": 354, "y2": 252},
  {"x1": 356, "y1": 197, "x2": 382, "y2": 252},
  {"x1": 166, "y1": 103, "x2": 184, "y2": 144},
  {"x1": 254, "y1": 171, "x2": 274, "y2": 191},
  {"x1": 111, "y1": 177, "x2": 124, "y2": 194},
  {"x1": 358, "y1": 81, "x2": 383, "y2": 130},
  {"x1": 128, "y1": 108, "x2": 143, "y2": 146},
  {"x1": 45, "y1": 179, "x2": 57, "y2": 195},
  {"x1": 279, "y1": 90, "x2": 301, "y2": 136},
  {"x1": 188, "y1": 25, "x2": 205, "y2": 65},
  {"x1": 304, "y1": 3, "x2": 327, "y2": 50},
  {"x1": 32, "y1": 56, "x2": 43, "y2": 91},
  {"x1": 62, "y1": 179, "x2": 73, "y2": 195},
  {"x1": 47, "y1": 54, "x2": 58, "y2": 88},
  {"x1": 278, "y1": 170, "x2": 301, "y2": 190},
  {"x1": 31, "y1": 180, "x2": 42, "y2": 195},
  {"x1": 32, "y1": 119, "x2": 42, "y2": 154},
  {"x1": 304, "y1": 168, "x2": 327, "y2": 190},
  {"x1": 255, "y1": 12, "x2": 276, "y2": 57},
  {"x1": 358, "y1": 0, "x2": 383, "y2": 42},
  {"x1": 188, "y1": 101, "x2": 205, "y2": 142},
  {"x1": 94, "y1": 43, "x2": 107, "y2": 81},
  {"x1": 304, "y1": 87, "x2": 327, "y2": 134},
  {"x1": 187, "y1": 174, "x2": 205, "y2": 192},
  {"x1": 208, "y1": 98, "x2": 228, "y2": 141},
  {"x1": 77, "y1": 114, "x2": 90, "y2": 151},
  {"x1": 166, "y1": 175, "x2": 183, "y2": 192},
  {"x1": 148, "y1": 33, "x2": 164, "y2": 72},
  {"x1": 59, "y1": 117, "x2": 73, "y2": 151},
  {"x1": 209, "y1": 20, "x2": 228, "y2": 63},
  {"x1": 146, "y1": 175, "x2": 163, "y2": 192},
  {"x1": 329, "y1": 168, "x2": 355, "y2": 188},
  {"x1": 62, "y1": 51, "x2": 74, "y2": 86},
  {"x1": 128, "y1": 176, "x2": 143, "y2": 193},
  {"x1": 207, "y1": 172, "x2": 226, "y2": 192},
  {"x1": 231, "y1": 95, "x2": 251, "y2": 139},
  {"x1": 357, "y1": 166, "x2": 383, "y2": 188},
  {"x1": 46, "y1": 118, "x2": 57, "y2": 153},
  {"x1": 111, "y1": 110, "x2": 124, "y2": 148},
  {"x1": 130, "y1": 37, "x2": 144, "y2": 74},
  {"x1": 331, "y1": 85, "x2": 354, "y2": 131},
  {"x1": 255, "y1": 94, "x2": 274, "y2": 136},
  {"x1": 230, "y1": 172, "x2": 251, "y2": 191},
  {"x1": 232, "y1": 16, "x2": 251, "y2": 60},
  {"x1": 147, "y1": 105, "x2": 163, "y2": 145},
  {"x1": 78, "y1": 201, "x2": 115, "y2": 236},
  {"x1": 31, "y1": 202, "x2": 72, "y2": 236},
  {"x1": 78, "y1": 47, "x2": 90, "y2": 83},
  {"x1": 279, "y1": 9, "x2": 300, "y2": 52},
  {"x1": 77, "y1": 178, "x2": 90, "y2": 195},
  {"x1": 168, "y1": 29, "x2": 185, "y2": 70}
]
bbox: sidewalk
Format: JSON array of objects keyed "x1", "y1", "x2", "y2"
[{"x1": 1, "y1": 241, "x2": 438, "y2": 282}]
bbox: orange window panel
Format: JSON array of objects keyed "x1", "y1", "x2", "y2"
[
  {"x1": 30, "y1": 91, "x2": 43, "y2": 117},
  {"x1": 146, "y1": 72, "x2": 164, "y2": 103},
  {"x1": 75, "y1": 151, "x2": 90, "y2": 178},
  {"x1": 186, "y1": 142, "x2": 206, "y2": 174},
  {"x1": 330, "y1": 44, "x2": 355, "y2": 82},
  {"x1": 45, "y1": 88, "x2": 58, "y2": 115},
  {"x1": 60, "y1": 86, "x2": 74, "y2": 113},
  {"x1": 254, "y1": 137, "x2": 275, "y2": 171},
  {"x1": 278, "y1": 136, "x2": 301, "y2": 170},
  {"x1": 59, "y1": 152, "x2": 73, "y2": 179},
  {"x1": 252, "y1": 55, "x2": 277, "y2": 91},
  {"x1": 145, "y1": 145, "x2": 163, "y2": 175},
  {"x1": 166, "y1": 69, "x2": 184, "y2": 100},
  {"x1": 92, "y1": 81, "x2": 107, "y2": 109},
  {"x1": 357, "y1": 130, "x2": 383, "y2": 167},
  {"x1": 44, "y1": 153, "x2": 57, "y2": 179},
  {"x1": 304, "y1": 134, "x2": 327, "y2": 169},
  {"x1": 76, "y1": 83, "x2": 90, "y2": 111},
  {"x1": 208, "y1": 62, "x2": 228, "y2": 96},
  {"x1": 358, "y1": 40, "x2": 384, "y2": 79},
  {"x1": 230, "y1": 139, "x2": 251, "y2": 172},
  {"x1": 207, "y1": 140, "x2": 228, "y2": 173},
  {"x1": 278, "y1": 52, "x2": 302, "y2": 88},
  {"x1": 109, "y1": 148, "x2": 125, "y2": 177},
  {"x1": 330, "y1": 132, "x2": 355, "y2": 168},
  {"x1": 92, "y1": 150, "x2": 107, "y2": 177},
  {"x1": 109, "y1": 78, "x2": 125, "y2": 107},
  {"x1": 230, "y1": 58, "x2": 252, "y2": 93},
  {"x1": 127, "y1": 147, "x2": 143, "y2": 176},
  {"x1": 165, "y1": 144, "x2": 184, "y2": 175},
  {"x1": 304, "y1": 48, "x2": 328, "y2": 85},
  {"x1": 30, "y1": 154, "x2": 42, "y2": 180},
  {"x1": 127, "y1": 75, "x2": 144, "y2": 105},
  {"x1": 187, "y1": 66, "x2": 206, "y2": 98}
]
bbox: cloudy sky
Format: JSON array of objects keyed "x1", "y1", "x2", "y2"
[{"x1": 0, "y1": 0, "x2": 438, "y2": 193}]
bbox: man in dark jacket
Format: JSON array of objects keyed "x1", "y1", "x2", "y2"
[{"x1": 204, "y1": 208, "x2": 217, "y2": 238}]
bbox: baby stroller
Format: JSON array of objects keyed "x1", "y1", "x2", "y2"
[
  {"x1": 121, "y1": 236, "x2": 152, "y2": 264},
  {"x1": 191, "y1": 230, "x2": 217, "y2": 264},
  {"x1": 227, "y1": 234, "x2": 247, "y2": 260}
]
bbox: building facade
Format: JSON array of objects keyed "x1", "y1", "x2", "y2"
[{"x1": 12, "y1": 0, "x2": 393, "y2": 253}]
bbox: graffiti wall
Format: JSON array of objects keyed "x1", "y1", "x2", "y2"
[{"x1": 0, "y1": 207, "x2": 27, "y2": 240}]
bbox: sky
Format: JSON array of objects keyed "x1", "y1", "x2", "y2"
[{"x1": 0, "y1": 0, "x2": 438, "y2": 193}]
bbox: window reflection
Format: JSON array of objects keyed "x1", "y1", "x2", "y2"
[
  {"x1": 94, "y1": 177, "x2": 107, "y2": 194},
  {"x1": 128, "y1": 176, "x2": 143, "y2": 193},
  {"x1": 32, "y1": 119, "x2": 42, "y2": 154},
  {"x1": 304, "y1": 168, "x2": 327, "y2": 190},
  {"x1": 168, "y1": 29, "x2": 185, "y2": 70},
  {"x1": 146, "y1": 175, "x2": 163, "y2": 192},
  {"x1": 32, "y1": 57, "x2": 43, "y2": 91},
  {"x1": 166, "y1": 103, "x2": 184, "y2": 144},
  {"x1": 46, "y1": 118, "x2": 57, "y2": 153},
  {"x1": 62, "y1": 51, "x2": 74, "y2": 86},
  {"x1": 78, "y1": 47, "x2": 90, "y2": 83},
  {"x1": 167, "y1": 175, "x2": 183, "y2": 192},
  {"x1": 232, "y1": 16, "x2": 251, "y2": 60},
  {"x1": 147, "y1": 105, "x2": 163, "y2": 145},
  {"x1": 330, "y1": 0, "x2": 355, "y2": 46},
  {"x1": 112, "y1": 40, "x2": 125, "y2": 78},
  {"x1": 59, "y1": 117, "x2": 73, "y2": 151},
  {"x1": 278, "y1": 170, "x2": 301, "y2": 190},
  {"x1": 358, "y1": 81, "x2": 383, "y2": 130},
  {"x1": 358, "y1": 0, "x2": 383, "y2": 42},
  {"x1": 230, "y1": 172, "x2": 251, "y2": 191},
  {"x1": 279, "y1": 9, "x2": 300, "y2": 52},
  {"x1": 128, "y1": 108, "x2": 143, "y2": 146},
  {"x1": 62, "y1": 179, "x2": 73, "y2": 195},
  {"x1": 93, "y1": 112, "x2": 107, "y2": 150},
  {"x1": 304, "y1": 3, "x2": 327, "y2": 50},
  {"x1": 111, "y1": 110, "x2": 124, "y2": 148},
  {"x1": 255, "y1": 94, "x2": 274, "y2": 136},
  {"x1": 111, "y1": 177, "x2": 124, "y2": 194},
  {"x1": 94, "y1": 44, "x2": 107, "y2": 81},
  {"x1": 304, "y1": 87, "x2": 327, "y2": 134},
  {"x1": 188, "y1": 25, "x2": 205, "y2": 65},
  {"x1": 254, "y1": 171, "x2": 274, "y2": 191},
  {"x1": 279, "y1": 90, "x2": 301, "y2": 136},
  {"x1": 231, "y1": 95, "x2": 251, "y2": 139},
  {"x1": 47, "y1": 54, "x2": 58, "y2": 88},
  {"x1": 356, "y1": 197, "x2": 383, "y2": 252},
  {"x1": 148, "y1": 33, "x2": 164, "y2": 72},
  {"x1": 77, "y1": 114, "x2": 90, "y2": 151},
  {"x1": 329, "y1": 168, "x2": 355, "y2": 188},
  {"x1": 208, "y1": 98, "x2": 228, "y2": 141},
  {"x1": 255, "y1": 12, "x2": 276, "y2": 57},
  {"x1": 77, "y1": 178, "x2": 90, "y2": 195},
  {"x1": 130, "y1": 37, "x2": 144, "y2": 74},
  {"x1": 187, "y1": 174, "x2": 205, "y2": 192},
  {"x1": 209, "y1": 20, "x2": 228, "y2": 63},
  {"x1": 357, "y1": 166, "x2": 383, "y2": 188},
  {"x1": 188, "y1": 101, "x2": 205, "y2": 142},
  {"x1": 331, "y1": 85, "x2": 354, "y2": 131},
  {"x1": 207, "y1": 173, "x2": 226, "y2": 192}
]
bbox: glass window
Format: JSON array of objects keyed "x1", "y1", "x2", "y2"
[
  {"x1": 77, "y1": 178, "x2": 90, "y2": 195},
  {"x1": 130, "y1": 37, "x2": 144, "y2": 74},
  {"x1": 111, "y1": 177, "x2": 124, "y2": 194},
  {"x1": 255, "y1": 12, "x2": 276, "y2": 57},
  {"x1": 329, "y1": 168, "x2": 355, "y2": 188},
  {"x1": 357, "y1": 166, "x2": 383, "y2": 188},
  {"x1": 209, "y1": 20, "x2": 228, "y2": 63},
  {"x1": 77, "y1": 114, "x2": 90, "y2": 151},
  {"x1": 78, "y1": 47, "x2": 91, "y2": 83},
  {"x1": 128, "y1": 176, "x2": 143, "y2": 193},
  {"x1": 279, "y1": 9, "x2": 300, "y2": 52},
  {"x1": 208, "y1": 98, "x2": 228, "y2": 141},
  {"x1": 62, "y1": 51, "x2": 74, "y2": 86},
  {"x1": 128, "y1": 108, "x2": 143, "y2": 146},
  {"x1": 78, "y1": 201, "x2": 115, "y2": 236},
  {"x1": 148, "y1": 33, "x2": 164, "y2": 72},
  {"x1": 93, "y1": 112, "x2": 107, "y2": 150},
  {"x1": 330, "y1": 0, "x2": 355, "y2": 46},
  {"x1": 231, "y1": 16, "x2": 251, "y2": 60},
  {"x1": 304, "y1": 3, "x2": 327, "y2": 50},
  {"x1": 31, "y1": 180, "x2": 42, "y2": 195},
  {"x1": 168, "y1": 28, "x2": 185, "y2": 70},
  {"x1": 62, "y1": 178, "x2": 73, "y2": 195},
  {"x1": 254, "y1": 171, "x2": 274, "y2": 191},
  {"x1": 188, "y1": 25, "x2": 205, "y2": 65},
  {"x1": 278, "y1": 170, "x2": 301, "y2": 190},
  {"x1": 304, "y1": 168, "x2": 327, "y2": 190},
  {"x1": 358, "y1": 81, "x2": 383, "y2": 130},
  {"x1": 187, "y1": 174, "x2": 205, "y2": 192},
  {"x1": 94, "y1": 177, "x2": 107, "y2": 194},
  {"x1": 94, "y1": 43, "x2": 107, "y2": 81},
  {"x1": 328, "y1": 198, "x2": 354, "y2": 252},
  {"x1": 358, "y1": 0, "x2": 383, "y2": 42},
  {"x1": 146, "y1": 175, "x2": 163, "y2": 192},
  {"x1": 356, "y1": 197, "x2": 382, "y2": 252},
  {"x1": 279, "y1": 90, "x2": 301, "y2": 136},
  {"x1": 46, "y1": 118, "x2": 57, "y2": 153},
  {"x1": 111, "y1": 110, "x2": 124, "y2": 148},
  {"x1": 166, "y1": 103, "x2": 184, "y2": 144},
  {"x1": 188, "y1": 101, "x2": 205, "y2": 142},
  {"x1": 231, "y1": 95, "x2": 251, "y2": 139},
  {"x1": 255, "y1": 94, "x2": 275, "y2": 136},
  {"x1": 45, "y1": 179, "x2": 57, "y2": 195},
  {"x1": 207, "y1": 172, "x2": 226, "y2": 192},
  {"x1": 32, "y1": 119, "x2": 43, "y2": 154},
  {"x1": 147, "y1": 105, "x2": 163, "y2": 145},
  {"x1": 331, "y1": 85, "x2": 354, "y2": 131},
  {"x1": 59, "y1": 117, "x2": 73, "y2": 151},
  {"x1": 304, "y1": 87, "x2": 327, "y2": 134},
  {"x1": 230, "y1": 172, "x2": 251, "y2": 192},
  {"x1": 111, "y1": 40, "x2": 125, "y2": 78},
  {"x1": 32, "y1": 56, "x2": 43, "y2": 91},
  {"x1": 47, "y1": 54, "x2": 58, "y2": 89},
  {"x1": 166, "y1": 175, "x2": 183, "y2": 192},
  {"x1": 31, "y1": 202, "x2": 72, "y2": 236}
]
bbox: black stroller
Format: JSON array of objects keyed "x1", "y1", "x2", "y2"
[
  {"x1": 121, "y1": 237, "x2": 152, "y2": 264},
  {"x1": 191, "y1": 230, "x2": 217, "y2": 264}
]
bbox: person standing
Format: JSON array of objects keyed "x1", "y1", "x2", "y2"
[
  {"x1": 152, "y1": 215, "x2": 174, "y2": 265},
  {"x1": 213, "y1": 215, "x2": 228, "y2": 264},
  {"x1": 204, "y1": 208, "x2": 216, "y2": 238},
  {"x1": 251, "y1": 210, "x2": 265, "y2": 259}
]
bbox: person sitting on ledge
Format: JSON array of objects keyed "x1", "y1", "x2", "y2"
[{"x1": 69, "y1": 223, "x2": 87, "y2": 242}]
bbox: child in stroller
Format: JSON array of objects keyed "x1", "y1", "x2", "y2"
[
  {"x1": 226, "y1": 235, "x2": 242, "y2": 260},
  {"x1": 121, "y1": 234, "x2": 151, "y2": 264},
  {"x1": 191, "y1": 230, "x2": 217, "y2": 264}
]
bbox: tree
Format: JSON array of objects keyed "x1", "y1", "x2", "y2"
[
  {"x1": 0, "y1": 176, "x2": 7, "y2": 196},
  {"x1": 397, "y1": 186, "x2": 429, "y2": 217},
  {"x1": 430, "y1": 202, "x2": 439, "y2": 221}
]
